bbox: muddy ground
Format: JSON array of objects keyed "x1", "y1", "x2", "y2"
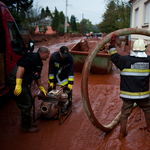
[{"x1": 1, "y1": 35, "x2": 150, "y2": 150}]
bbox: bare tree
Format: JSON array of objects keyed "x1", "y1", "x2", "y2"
[{"x1": 26, "y1": 1, "x2": 42, "y2": 24}]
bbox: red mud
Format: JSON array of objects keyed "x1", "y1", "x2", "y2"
[{"x1": 0, "y1": 36, "x2": 150, "y2": 150}]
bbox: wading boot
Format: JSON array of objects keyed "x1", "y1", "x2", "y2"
[
  {"x1": 145, "y1": 112, "x2": 150, "y2": 132},
  {"x1": 118, "y1": 115, "x2": 128, "y2": 140}
]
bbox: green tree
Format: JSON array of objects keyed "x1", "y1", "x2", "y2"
[
  {"x1": 98, "y1": 0, "x2": 130, "y2": 33},
  {"x1": 78, "y1": 19, "x2": 93, "y2": 34},
  {"x1": 41, "y1": 8, "x2": 45, "y2": 18},
  {"x1": 57, "y1": 24, "x2": 64, "y2": 35},
  {"x1": 1, "y1": 0, "x2": 33, "y2": 27},
  {"x1": 59, "y1": 11, "x2": 65, "y2": 25},
  {"x1": 51, "y1": 7, "x2": 59, "y2": 31},
  {"x1": 46, "y1": 6, "x2": 52, "y2": 17},
  {"x1": 70, "y1": 15, "x2": 77, "y2": 32}
]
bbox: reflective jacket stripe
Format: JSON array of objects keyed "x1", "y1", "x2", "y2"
[
  {"x1": 120, "y1": 93, "x2": 149, "y2": 99},
  {"x1": 57, "y1": 78, "x2": 68, "y2": 86},
  {"x1": 54, "y1": 62, "x2": 59, "y2": 68},
  {"x1": 48, "y1": 74, "x2": 54, "y2": 84},
  {"x1": 121, "y1": 72, "x2": 150, "y2": 76},
  {"x1": 109, "y1": 47, "x2": 117, "y2": 56},
  {"x1": 49, "y1": 74, "x2": 54, "y2": 79},
  {"x1": 120, "y1": 90, "x2": 149, "y2": 96},
  {"x1": 68, "y1": 76, "x2": 74, "y2": 81},
  {"x1": 120, "y1": 88, "x2": 150, "y2": 99}
]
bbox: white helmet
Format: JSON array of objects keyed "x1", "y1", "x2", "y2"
[{"x1": 133, "y1": 38, "x2": 147, "y2": 51}]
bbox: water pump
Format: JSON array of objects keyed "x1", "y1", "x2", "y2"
[{"x1": 33, "y1": 89, "x2": 72, "y2": 124}]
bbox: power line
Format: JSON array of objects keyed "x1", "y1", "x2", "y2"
[{"x1": 68, "y1": 6, "x2": 101, "y2": 15}]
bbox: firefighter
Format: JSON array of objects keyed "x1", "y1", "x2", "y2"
[
  {"x1": 7, "y1": 46, "x2": 50, "y2": 133},
  {"x1": 109, "y1": 34, "x2": 150, "y2": 140},
  {"x1": 48, "y1": 46, "x2": 74, "y2": 112}
]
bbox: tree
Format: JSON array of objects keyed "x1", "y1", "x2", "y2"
[
  {"x1": 98, "y1": 0, "x2": 130, "y2": 33},
  {"x1": 77, "y1": 19, "x2": 93, "y2": 34},
  {"x1": 59, "y1": 11, "x2": 65, "y2": 25},
  {"x1": 23, "y1": 2, "x2": 42, "y2": 27},
  {"x1": 1, "y1": 0, "x2": 33, "y2": 14},
  {"x1": 70, "y1": 15, "x2": 77, "y2": 32},
  {"x1": 46, "y1": 6, "x2": 52, "y2": 17},
  {"x1": 51, "y1": 7, "x2": 59, "y2": 31},
  {"x1": 41, "y1": 8, "x2": 45, "y2": 18},
  {"x1": 57, "y1": 24, "x2": 64, "y2": 35},
  {"x1": 1, "y1": 0, "x2": 33, "y2": 27}
]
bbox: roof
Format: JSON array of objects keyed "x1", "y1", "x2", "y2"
[{"x1": 30, "y1": 16, "x2": 52, "y2": 26}]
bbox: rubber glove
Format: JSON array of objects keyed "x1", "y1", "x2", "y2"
[
  {"x1": 110, "y1": 34, "x2": 117, "y2": 46},
  {"x1": 50, "y1": 83, "x2": 54, "y2": 89},
  {"x1": 39, "y1": 86, "x2": 47, "y2": 96},
  {"x1": 68, "y1": 84, "x2": 72, "y2": 91},
  {"x1": 13, "y1": 78, "x2": 22, "y2": 96}
]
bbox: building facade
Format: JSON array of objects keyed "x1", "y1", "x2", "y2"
[{"x1": 129, "y1": 0, "x2": 150, "y2": 42}]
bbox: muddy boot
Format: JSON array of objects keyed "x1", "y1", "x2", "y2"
[
  {"x1": 144, "y1": 112, "x2": 150, "y2": 132},
  {"x1": 118, "y1": 115, "x2": 128, "y2": 140}
]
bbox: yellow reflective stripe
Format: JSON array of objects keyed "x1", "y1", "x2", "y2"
[
  {"x1": 109, "y1": 50, "x2": 117, "y2": 56},
  {"x1": 60, "y1": 80, "x2": 68, "y2": 86},
  {"x1": 55, "y1": 64, "x2": 59, "y2": 67},
  {"x1": 68, "y1": 78, "x2": 74, "y2": 81},
  {"x1": 49, "y1": 76, "x2": 54, "y2": 80},
  {"x1": 120, "y1": 90, "x2": 149, "y2": 96},
  {"x1": 122, "y1": 69, "x2": 150, "y2": 73}
]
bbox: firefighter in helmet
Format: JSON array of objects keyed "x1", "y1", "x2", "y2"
[{"x1": 109, "y1": 35, "x2": 150, "y2": 140}]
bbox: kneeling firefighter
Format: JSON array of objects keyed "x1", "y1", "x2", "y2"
[{"x1": 48, "y1": 46, "x2": 74, "y2": 113}]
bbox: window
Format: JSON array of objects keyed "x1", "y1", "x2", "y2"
[
  {"x1": 7, "y1": 22, "x2": 26, "y2": 55},
  {"x1": 145, "y1": 2, "x2": 150, "y2": 24},
  {"x1": 135, "y1": 8, "x2": 139, "y2": 27}
]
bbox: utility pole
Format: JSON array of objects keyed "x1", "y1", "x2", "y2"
[{"x1": 64, "y1": 0, "x2": 68, "y2": 33}]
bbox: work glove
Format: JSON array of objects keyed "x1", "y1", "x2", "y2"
[
  {"x1": 68, "y1": 84, "x2": 72, "y2": 91},
  {"x1": 13, "y1": 78, "x2": 22, "y2": 96},
  {"x1": 49, "y1": 82, "x2": 54, "y2": 89},
  {"x1": 39, "y1": 86, "x2": 47, "y2": 96},
  {"x1": 110, "y1": 34, "x2": 117, "y2": 47}
]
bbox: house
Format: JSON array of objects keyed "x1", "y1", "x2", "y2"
[
  {"x1": 30, "y1": 16, "x2": 56, "y2": 34},
  {"x1": 129, "y1": 0, "x2": 150, "y2": 42}
]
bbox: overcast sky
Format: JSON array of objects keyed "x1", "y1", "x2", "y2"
[{"x1": 33, "y1": 0, "x2": 106, "y2": 25}]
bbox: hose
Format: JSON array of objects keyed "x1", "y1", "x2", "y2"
[{"x1": 81, "y1": 28, "x2": 150, "y2": 132}]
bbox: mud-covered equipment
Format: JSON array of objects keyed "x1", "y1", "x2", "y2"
[
  {"x1": 33, "y1": 87, "x2": 72, "y2": 125},
  {"x1": 133, "y1": 38, "x2": 147, "y2": 51}
]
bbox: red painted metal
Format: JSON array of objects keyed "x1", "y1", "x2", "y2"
[
  {"x1": 0, "y1": 2, "x2": 22, "y2": 96},
  {"x1": 81, "y1": 28, "x2": 150, "y2": 132}
]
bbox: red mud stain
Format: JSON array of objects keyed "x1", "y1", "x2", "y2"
[{"x1": 0, "y1": 37, "x2": 150, "y2": 150}]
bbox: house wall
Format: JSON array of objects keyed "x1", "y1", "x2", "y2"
[
  {"x1": 131, "y1": 0, "x2": 150, "y2": 43},
  {"x1": 35, "y1": 26, "x2": 56, "y2": 35}
]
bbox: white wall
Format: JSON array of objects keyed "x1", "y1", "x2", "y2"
[{"x1": 131, "y1": 0, "x2": 150, "y2": 43}]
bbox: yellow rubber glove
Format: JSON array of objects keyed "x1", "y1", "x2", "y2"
[
  {"x1": 68, "y1": 84, "x2": 72, "y2": 91},
  {"x1": 39, "y1": 86, "x2": 47, "y2": 96},
  {"x1": 50, "y1": 83, "x2": 54, "y2": 89},
  {"x1": 13, "y1": 78, "x2": 22, "y2": 96}
]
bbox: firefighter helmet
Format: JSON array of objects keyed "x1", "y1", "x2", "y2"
[{"x1": 133, "y1": 38, "x2": 147, "y2": 51}]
